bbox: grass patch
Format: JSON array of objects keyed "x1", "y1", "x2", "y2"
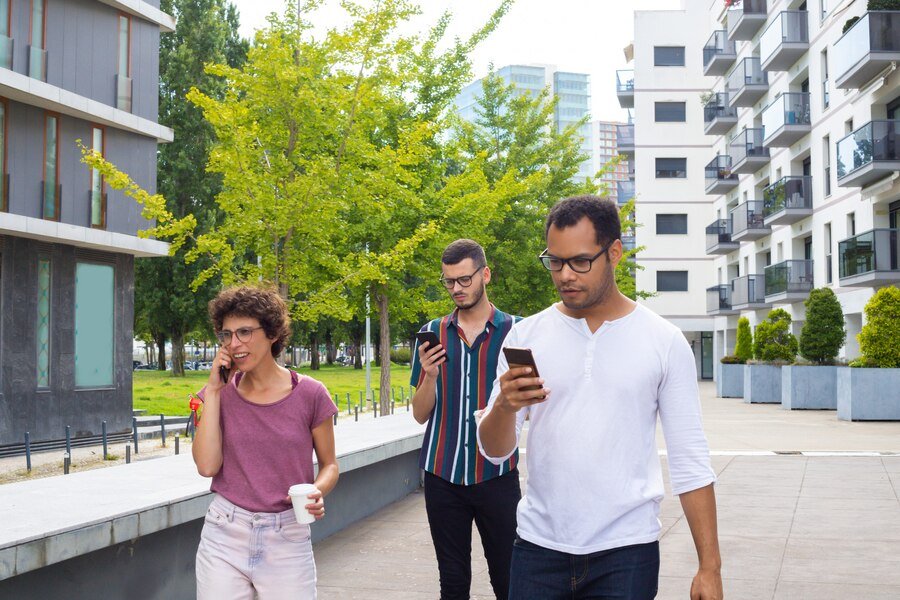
[{"x1": 133, "y1": 364, "x2": 414, "y2": 416}]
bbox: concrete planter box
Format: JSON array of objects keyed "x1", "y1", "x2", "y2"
[
  {"x1": 717, "y1": 363, "x2": 745, "y2": 398},
  {"x1": 782, "y1": 366, "x2": 838, "y2": 410},
  {"x1": 743, "y1": 364, "x2": 782, "y2": 403},
  {"x1": 837, "y1": 367, "x2": 900, "y2": 421}
]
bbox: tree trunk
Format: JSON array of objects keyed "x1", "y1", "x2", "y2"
[
  {"x1": 310, "y1": 332, "x2": 320, "y2": 370},
  {"x1": 172, "y1": 330, "x2": 186, "y2": 377},
  {"x1": 353, "y1": 338, "x2": 363, "y2": 369},
  {"x1": 376, "y1": 285, "x2": 391, "y2": 415},
  {"x1": 325, "y1": 329, "x2": 336, "y2": 365},
  {"x1": 155, "y1": 334, "x2": 167, "y2": 371},
  {"x1": 203, "y1": 341, "x2": 208, "y2": 361},
  {"x1": 277, "y1": 281, "x2": 289, "y2": 366}
]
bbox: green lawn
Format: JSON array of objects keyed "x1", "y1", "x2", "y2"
[{"x1": 133, "y1": 364, "x2": 414, "y2": 415}]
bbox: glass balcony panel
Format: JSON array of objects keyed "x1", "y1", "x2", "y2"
[
  {"x1": 762, "y1": 92, "x2": 811, "y2": 146},
  {"x1": 838, "y1": 229, "x2": 900, "y2": 286},
  {"x1": 0, "y1": 35, "x2": 12, "y2": 70},
  {"x1": 727, "y1": 0, "x2": 768, "y2": 40},
  {"x1": 726, "y1": 58, "x2": 768, "y2": 106},
  {"x1": 730, "y1": 201, "x2": 770, "y2": 241},
  {"x1": 731, "y1": 274, "x2": 768, "y2": 307},
  {"x1": 616, "y1": 70, "x2": 634, "y2": 108},
  {"x1": 763, "y1": 176, "x2": 813, "y2": 225},
  {"x1": 616, "y1": 180, "x2": 635, "y2": 203},
  {"x1": 621, "y1": 235, "x2": 636, "y2": 251},
  {"x1": 705, "y1": 219, "x2": 739, "y2": 254},
  {"x1": 706, "y1": 284, "x2": 735, "y2": 314},
  {"x1": 760, "y1": 11, "x2": 809, "y2": 71},
  {"x1": 703, "y1": 30, "x2": 737, "y2": 75},
  {"x1": 616, "y1": 123, "x2": 634, "y2": 155},
  {"x1": 764, "y1": 259, "x2": 814, "y2": 298},
  {"x1": 705, "y1": 155, "x2": 738, "y2": 193},
  {"x1": 28, "y1": 45, "x2": 47, "y2": 81},
  {"x1": 703, "y1": 92, "x2": 738, "y2": 135},
  {"x1": 833, "y1": 12, "x2": 900, "y2": 89},
  {"x1": 836, "y1": 120, "x2": 900, "y2": 187},
  {"x1": 729, "y1": 128, "x2": 769, "y2": 173},
  {"x1": 116, "y1": 74, "x2": 133, "y2": 113}
]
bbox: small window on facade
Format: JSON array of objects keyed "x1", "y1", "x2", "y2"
[
  {"x1": 657, "y1": 271, "x2": 688, "y2": 292},
  {"x1": 656, "y1": 214, "x2": 688, "y2": 234},
  {"x1": 655, "y1": 158, "x2": 686, "y2": 178},
  {"x1": 654, "y1": 46, "x2": 685, "y2": 66},
  {"x1": 655, "y1": 102, "x2": 686, "y2": 122}
]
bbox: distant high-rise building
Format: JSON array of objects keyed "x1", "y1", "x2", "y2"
[{"x1": 592, "y1": 119, "x2": 633, "y2": 206}]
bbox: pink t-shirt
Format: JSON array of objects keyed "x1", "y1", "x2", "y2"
[{"x1": 199, "y1": 370, "x2": 338, "y2": 513}]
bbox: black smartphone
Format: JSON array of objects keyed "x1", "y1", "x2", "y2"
[
  {"x1": 502, "y1": 347, "x2": 543, "y2": 393},
  {"x1": 415, "y1": 331, "x2": 441, "y2": 351},
  {"x1": 219, "y1": 365, "x2": 230, "y2": 384}
]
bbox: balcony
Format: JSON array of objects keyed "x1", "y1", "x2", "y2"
[
  {"x1": 760, "y1": 11, "x2": 809, "y2": 72},
  {"x1": 0, "y1": 35, "x2": 12, "y2": 70},
  {"x1": 703, "y1": 30, "x2": 737, "y2": 76},
  {"x1": 705, "y1": 155, "x2": 738, "y2": 194},
  {"x1": 727, "y1": 0, "x2": 768, "y2": 41},
  {"x1": 764, "y1": 259, "x2": 814, "y2": 303},
  {"x1": 729, "y1": 128, "x2": 769, "y2": 174},
  {"x1": 616, "y1": 123, "x2": 634, "y2": 158},
  {"x1": 622, "y1": 235, "x2": 636, "y2": 252},
  {"x1": 763, "y1": 176, "x2": 812, "y2": 226},
  {"x1": 706, "y1": 219, "x2": 740, "y2": 255},
  {"x1": 616, "y1": 180, "x2": 635, "y2": 204},
  {"x1": 116, "y1": 74, "x2": 133, "y2": 113},
  {"x1": 730, "y1": 201, "x2": 770, "y2": 241},
  {"x1": 731, "y1": 274, "x2": 771, "y2": 310},
  {"x1": 761, "y1": 92, "x2": 811, "y2": 147},
  {"x1": 28, "y1": 45, "x2": 47, "y2": 82},
  {"x1": 616, "y1": 70, "x2": 634, "y2": 109},
  {"x1": 703, "y1": 92, "x2": 738, "y2": 135},
  {"x1": 838, "y1": 229, "x2": 900, "y2": 287},
  {"x1": 834, "y1": 12, "x2": 900, "y2": 89},
  {"x1": 727, "y1": 58, "x2": 768, "y2": 107},
  {"x1": 836, "y1": 120, "x2": 900, "y2": 188},
  {"x1": 707, "y1": 284, "x2": 738, "y2": 315}
]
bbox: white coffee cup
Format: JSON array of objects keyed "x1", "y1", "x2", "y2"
[{"x1": 288, "y1": 483, "x2": 319, "y2": 524}]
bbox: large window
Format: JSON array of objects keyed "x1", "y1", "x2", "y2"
[
  {"x1": 117, "y1": 15, "x2": 132, "y2": 111},
  {"x1": 29, "y1": 0, "x2": 46, "y2": 80},
  {"x1": 654, "y1": 46, "x2": 685, "y2": 66},
  {"x1": 656, "y1": 214, "x2": 688, "y2": 234},
  {"x1": 36, "y1": 257, "x2": 51, "y2": 388},
  {"x1": 91, "y1": 127, "x2": 105, "y2": 228},
  {"x1": 43, "y1": 113, "x2": 59, "y2": 220},
  {"x1": 655, "y1": 102, "x2": 686, "y2": 122},
  {"x1": 657, "y1": 271, "x2": 688, "y2": 292},
  {"x1": 655, "y1": 157, "x2": 686, "y2": 178},
  {"x1": 0, "y1": 0, "x2": 11, "y2": 69},
  {"x1": 75, "y1": 262, "x2": 115, "y2": 387}
]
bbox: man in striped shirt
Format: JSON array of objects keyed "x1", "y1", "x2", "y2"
[{"x1": 411, "y1": 239, "x2": 521, "y2": 600}]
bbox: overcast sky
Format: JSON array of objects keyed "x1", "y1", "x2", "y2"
[{"x1": 227, "y1": 0, "x2": 679, "y2": 123}]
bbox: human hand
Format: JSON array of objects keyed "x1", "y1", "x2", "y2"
[
  {"x1": 690, "y1": 566, "x2": 723, "y2": 600},
  {"x1": 286, "y1": 488, "x2": 325, "y2": 520},
  {"x1": 417, "y1": 341, "x2": 446, "y2": 379},
  {"x1": 206, "y1": 347, "x2": 234, "y2": 394},
  {"x1": 495, "y1": 367, "x2": 550, "y2": 413}
]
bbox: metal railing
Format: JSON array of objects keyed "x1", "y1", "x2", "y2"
[
  {"x1": 616, "y1": 122, "x2": 635, "y2": 147},
  {"x1": 706, "y1": 284, "x2": 734, "y2": 313},
  {"x1": 727, "y1": 0, "x2": 768, "y2": 38},
  {"x1": 762, "y1": 92, "x2": 811, "y2": 136},
  {"x1": 705, "y1": 219, "x2": 734, "y2": 249},
  {"x1": 763, "y1": 175, "x2": 812, "y2": 217},
  {"x1": 764, "y1": 259, "x2": 814, "y2": 296},
  {"x1": 704, "y1": 92, "x2": 737, "y2": 124},
  {"x1": 729, "y1": 128, "x2": 768, "y2": 165},
  {"x1": 731, "y1": 274, "x2": 766, "y2": 306},
  {"x1": 705, "y1": 155, "x2": 737, "y2": 188},
  {"x1": 836, "y1": 120, "x2": 900, "y2": 180},
  {"x1": 703, "y1": 30, "x2": 736, "y2": 67},
  {"x1": 839, "y1": 228, "x2": 900, "y2": 279},
  {"x1": 761, "y1": 11, "x2": 809, "y2": 66},
  {"x1": 727, "y1": 57, "x2": 767, "y2": 93},
  {"x1": 731, "y1": 201, "x2": 767, "y2": 234},
  {"x1": 833, "y1": 12, "x2": 900, "y2": 84}
]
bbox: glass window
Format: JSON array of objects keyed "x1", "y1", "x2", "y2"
[
  {"x1": 118, "y1": 15, "x2": 130, "y2": 77},
  {"x1": 31, "y1": 0, "x2": 45, "y2": 49},
  {"x1": 43, "y1": 113, "x2": 58, "y2": 219},
  {"x1": 655, "y1": 157, "x2": 686, "y2": 178},
  {"x1": 36, "y1": 257, "x2": 51, "y2": 387},
  {"x1": 75, "y1": 262, "x2": 115, "y2": 387},
  {"x1": 655, "y1": 102, "x2": 686, "y2": 122},
  {"x1": 91, "y1": 127, "x2": 105, "y2": 227},
  {"x1": 0, "y1": 0, "x2": 8, "y2": 37},
  {"x1": 656, "y1": 214, "x2": 688, "y2": 234},
  {"x1": 654, "y1": 46, "x2": 685, "y2": 66},
  {"x1": 657, "y1": 271, "x2": 688, "y2": 292},
  {"x1": 0, "y1": 99, "x2": 6, "y2": 212}
]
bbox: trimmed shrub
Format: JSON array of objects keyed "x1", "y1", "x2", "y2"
[
  {"x1": 720, "y1": 355, "x2": 745, "y2": 364},
  {"x1": 390, "y1": 347, "x2": 412, "y2": 365},
  {"x1": 800, "y1": 287, "x2": 846, "y2": 365},
  {"x1": 753, "y1": 308, "x2": 798, "y2": 363},
  {"x1": 734, "y1": 317, "x2": 753, "y2": 362},
  {"x1": 842, "y1": 16, "x2": 860, "y2": 34},
  {"x1": 858, "y1": 286, "x2": 900, "y2": 368}
]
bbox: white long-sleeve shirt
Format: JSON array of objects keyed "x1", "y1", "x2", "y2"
[{"x1": 476, "y1": 303, "x2": 715, "y2": 555}]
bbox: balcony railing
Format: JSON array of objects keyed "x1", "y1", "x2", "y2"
[
  {"x1": 28, "y1": 45, "x2": 47, "y2": 82},
  {"x1": 833, "y1": 11, "x2": 900, "y2": 89},
  {"x1": 90, "y1": 190, "x2": 108, "y2": 229},
  {"x1": 727, "y1": 0, "x2": 768, "y2": 41},
  {"x1": 764, "y1": 259, "x2": 814, "y2": 300},
  {"x1": 760, "y1": 11, "x2": 809, "y2": 71},
  {"x1": 763, "y1": 175, "x2": 813, "y2": 225},
  {"x1": 727, "y1": 57, "x2": 768, "y2": 107},
  {"x1": 761, "y1": 92, "x2": 811, "y2": 147},
  {"x1": 41, "y1": 181, "x2": 62, "y2": 221},
  {"x1": 703, "y1": 92, "x2": 738, "y2": 135},
  {"x1": 729, "y1": 128, "x2": 769, "y2": 173},
  {"x1": 616, "y1": 70, "x2": 634, "y2": 108},
  {"x1": 0, "y1": 35, "x2": 12, "y2": 70},
  {"x1": 616, "y1": 123, "x2": 634, "y2": 156},
  {"x1": 622, "y1": 235, "x2": 636, "y2": 252},
  {"x1": 705, "y1": 219, "x2": 739, "y2": 255},
  {"x1": 116, "y1": 74, "x2": 133, "y2": 113},
  {"x1": 705, "y1": 155, "x2": 738, "y2": 194},
  {"x1": 731, "y1": 274, "x2": 769, "y2": 309},
  {"x1": 703, "y1": 30, "x2": 737, "y2": 76},
  {"x1": 707, "y1": 284, "x2": 736, "y2": 314},
  {"x1": 836, "y1": 120, "x2": 900, "y2": 188},
  {"x1": 730, "y1": 201, "x2": 770, "y2": 241},
  {"x1": 616, "y1": 180, "x2": 635, "y2": 203},
  {"x1": 838, "y1": 228, "x2": 900, "y2": 287}
]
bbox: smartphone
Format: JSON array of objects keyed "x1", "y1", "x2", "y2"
[
  {"x1": 219, "y1": 365, "x2": 230, "y2": 385},
  {"x1": 415, "y1": 331, "x2": 441, "y2": 351},
  {"x1": 502, "y1": 347, "x2": 543, "y2": 393}
]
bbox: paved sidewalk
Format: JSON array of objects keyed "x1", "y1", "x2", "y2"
[{"x1": 314, "y1": 382, "x2": 900, "y2": 599}]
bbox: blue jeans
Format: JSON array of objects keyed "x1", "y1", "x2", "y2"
[{"x1": 508, "y1": 537, "x2": 659, "y2": 599}]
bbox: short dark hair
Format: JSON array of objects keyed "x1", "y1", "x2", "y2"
[
  {"x1": 545, "y1": 195, "x2": 621, "y2": 247},
  {"x1": 208, "y1": 285, "x2": 292, "y2": 358},
  {"x1": 442, "y1": 239, "x2": 486, "y2": 267}
]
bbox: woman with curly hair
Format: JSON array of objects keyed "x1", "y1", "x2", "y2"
[{"x1": 192, "y1": 285, "x2": 338, "y2": 599}]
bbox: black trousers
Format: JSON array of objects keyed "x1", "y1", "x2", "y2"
[{"x1": 423, "y1": 469, "x2": 521, "y2": 600}]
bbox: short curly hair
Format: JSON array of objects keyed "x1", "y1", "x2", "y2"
[{"x1": 208, "y1": 285, "x2": 292, "y2": 358}]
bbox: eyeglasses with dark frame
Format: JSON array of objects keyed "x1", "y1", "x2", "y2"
[
  {"x1": 438, "y1": 266, "x2": 485, "y2": 289},
  {"x1": 538, "y1": 241, "x2": 614, "y2": 273},
  {"x1": 215, "y1": 326, "x2": 265, "y2": 345}
]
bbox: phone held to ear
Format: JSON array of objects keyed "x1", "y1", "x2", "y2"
[
  {"x1": 415, "y1": 331, "x2": 441, "y2": 350},
  {"x1": 502, "y1": 347, "x2": 544, "y2": 395},
  {"x1": 219, "y1": 365, "x2": 230, "y2": 385}
]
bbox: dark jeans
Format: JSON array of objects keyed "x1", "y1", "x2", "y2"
[
  {"x1": 508, "y1": 537, "x2": 659, "y2": 600},
  {"x1": 424, "y1": 469, "x2": 521, "y2": 600}
]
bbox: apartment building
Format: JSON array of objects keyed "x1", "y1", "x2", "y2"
[
  {"x1": 0, "y1": 0, "x2": 174, "y2": 446},
  {"x1": 592, "y1": 119, "x2": 633, "y2": 209}
]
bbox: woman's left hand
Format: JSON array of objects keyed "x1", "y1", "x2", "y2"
[{"x1": 285, "y1": 487, "x2": 325, "y2": 520}]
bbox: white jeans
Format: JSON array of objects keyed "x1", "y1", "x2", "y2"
[{"x1": 196, "y1": 494, "x2": 317, "y2": 599}]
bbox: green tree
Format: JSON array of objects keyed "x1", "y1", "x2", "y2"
[
  {"x1": 734, "y1": 316, "x2": 753, "y2": 362},
  {"x1": 858, "y1": 286, "x2": 900, "y2": 368},
  {"x1": 753, "y1": 308, "x2": 798, "y2": 363},
  {"x1": 799, "y1": 287, "x2": 845, "y2": 364}
]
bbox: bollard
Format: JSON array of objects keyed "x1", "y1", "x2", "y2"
[
  {"x1": 175, "y1": 434, "x2": 180, "y2": 455},
  {"x1": 391, "y1": 387, "x2": 396, "y2": 405},
  {"x1": 133, "y1": 417, "x2": 139, "y2": 454},
  {"x1": 65, "y1": 425, "x2": 72, "y2": 457},
  {"x1": 63, "y1": 452, "x2": 70, "y2": 475},
  {"x1": 391, "y1": 399, "x2": 395, "y2": 415},
  {"x1": 24, "y1": 432, "x2": 32, "y2": 472},
  {"x1": 126, "y1": 444, "x2": 131, "y2": 464},
  {"x1": 347, "y1": 393, "x2": 351, "y2": 415},
  {"x1": 333, "y1": 412, "x2": 338, "y2": 426},
  {"x1": 102, "y1": 421, "x2": 108, "y2": 460},
  {"x1": 354, "y1": 406, "x2": 359, "y2": 422},
  {"x1": 406, "y1": 395, "x2": 410, "y2": 412},
  {"x1": 333, "y1": 393, "x2": 338, "y2": 408},
  {"x1": 160, "y1": 414, "x2": 166, "y2": 447},
  {"x1": 358, "y1": 391, "x2": 363, "y2": 410},
  {"x1": 374, "y1": 400, "x2": 378, "y2": 419}
]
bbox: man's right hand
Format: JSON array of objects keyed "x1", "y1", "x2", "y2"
[
  {"x1": 417, "y1": 341, "x2": 446, "y2": 379},
  {"x1": 495, "y1": 367, "x2": 550, "y2": 412}
]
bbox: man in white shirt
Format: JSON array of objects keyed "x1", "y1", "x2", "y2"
[{"x1": 477, "y1": 196, "x2": 723, "y2": 599}]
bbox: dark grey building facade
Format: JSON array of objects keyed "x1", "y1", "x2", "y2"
[{"x1": 0, "y1": 0, "x2": 173, "y2": 446}]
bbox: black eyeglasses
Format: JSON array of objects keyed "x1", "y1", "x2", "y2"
[
  {"x1": 439, "y1": 266, "x2": 484, "y2": 289},
  {"x1": 539, "y1": 242, "x2": 614, "y2": 273},
  {"x1": 216, "y1": 326, "x2": 264, "y2": 345}
]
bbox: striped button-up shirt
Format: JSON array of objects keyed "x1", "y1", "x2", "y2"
[{"x1": 411, "y1": 305, "x2": 519, "y2": 485}]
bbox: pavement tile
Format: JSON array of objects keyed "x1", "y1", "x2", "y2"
[
  {"x1": 788, "y1": 508, "x2": 900, "y2": 541},
  {"x1": 773, "y1": 580, "x2": 900, "y2": 600},
  {"x1": 658, "y1": 575, "x2": 775, "y2": 600},
  {"x1": 778, "y1": 555, "x2": 900, "y2": 586},
  {"x1": 784, "y1": 537, "x2": 900, "y2": 563}
]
